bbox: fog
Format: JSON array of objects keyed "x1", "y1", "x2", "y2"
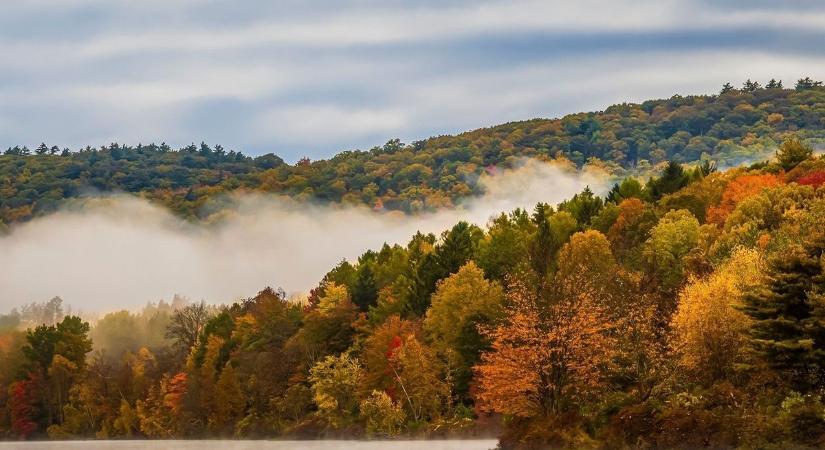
[{"x1": 0, "y1": 159, "x2": 609, "y2": 313}]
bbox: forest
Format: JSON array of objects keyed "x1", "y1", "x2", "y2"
[
  {"x1": 1, "y1": 79, "x2": 825, "y2": 228},
  {"x1": 2, "y1": 132, "x2": 825, "y2": 449}
]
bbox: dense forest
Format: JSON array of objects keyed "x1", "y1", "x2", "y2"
[
  {"x1": 1, "y1": 79, "x2": 824, "y2": 228},
  {"x1": 2, "y1": 133, "x2": 825, "y2": 448}
]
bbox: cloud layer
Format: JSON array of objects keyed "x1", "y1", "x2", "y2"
[
  {"x1": 1, "y1": 0, "x2": 824, "y2": 160},
  {"x1": 0, "y1": 160, "x2": 607, "y2": 313}
]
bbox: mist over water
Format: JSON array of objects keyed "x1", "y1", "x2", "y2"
[{"x1": 0, "y1": 160, "x2": 609, "y2": 314}]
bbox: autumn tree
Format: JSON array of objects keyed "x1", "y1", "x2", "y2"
[
  {"x1": 359, "y1": 390, "x2": 405, "y2": 436},
  {"x1": 671, "y1": 248, "x2": 764, "y2": 384},
  {"x1": 308, "y1": 353, "x2": 363, "y2": 429},
  {"x1": 706, "y1": 173, "x2": 783, "y2": 227},
  {"x1": 475, "y1": 278, "x2": 616, "y2": 417},
  {"x1": 424, "y1": 261, "x2": 504, "y2": 397}
]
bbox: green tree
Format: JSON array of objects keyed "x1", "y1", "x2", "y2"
[
  {"x1": 647, "y1": 161, "x2": 689, "y2": 200},
  {"x1": 424, "y1": 261, "x2": 504, "y2": 398},
  {"x1": 776, "y1": 137, "x2": 813, "y2": 171},
  {"x1": 742, "y1": 234, "x2": 825, "y2": 389},
  {"x1": 352, "y1": 263, "x2": 379, "y2": 312}
]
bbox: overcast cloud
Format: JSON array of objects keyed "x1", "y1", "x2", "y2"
[{"x1": 2, "y1": 0, "x2": 824, "y2": 161}]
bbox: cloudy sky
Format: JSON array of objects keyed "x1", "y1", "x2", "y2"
[{"x1": 2, "y1": 0, "x2": 824, "y2": 162}]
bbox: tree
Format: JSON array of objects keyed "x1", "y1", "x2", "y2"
[
  {"x1": 742, "y1": 79, "x2": 761, "y2": 92},
  {"x1": 424, "y1": 261, "x2": 504, "y2": 397},
  {"x1": 643, "y1": 209, "x2": 701, "y2": 302},
  {"x1": 308, "y1": 353, "x2": 363, "y2": 429},
  {"x1": 671, "y1": 248, "x2": 763, "y2": 383},
  {"x1": 558, "y1": 186, "x2": 604, "y2": 226},
  {"x1": 435, "y1": 221, "x2": 481, "y2": 276},
  {"x1": 388, "y1": 334, "x2": 449, "y2": 422},
  {"x1": 795, "y1": 77, "x2": 823, "y2": 90},
  {"x1": 776, "y1": 137, "x2": 813, "y2": 171},
  {"x1": 608, "y1": 198, "x2": 656, "y2": 264},
  {"x1": 210, "y1": 363, "x2": 245, "y2": 435},
  {"x1": 352, "y1": 263, "x2": 379, "y2": 312},
  {"x1": 766, "y1": 78, "x2": 783, "y2": 89},
  {"x1": 720, "y1": 82, "x2": 736, "y2": 94},
  {"x1": 741, "y1": 233, "x2": 825, "y2": 389},
  {"x1": 706, "y1": 173, "x2": 783, "y2": 227},
  {"x1": 476, "y1": 209, "x2": 532, "y2": 281},
  {"x1": 475, "y1": 279, "x2": 616, "y2": 417},
  {"x1": 647, "y1": 161, "x2": 689, "y2": 200},
  {"x1": 359, "y1": 390, "x2": 405, "y2": 436},
  {"x1": 606, "y1": 177, "x2": 644, "y2": 204},
  {"x1": 166, "y1": 301, "x2": 211, "y2": 353}
]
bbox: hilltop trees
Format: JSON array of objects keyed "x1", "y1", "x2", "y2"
[{"x1": 2, "y1": 81, "x2": 825, "y2": 225}]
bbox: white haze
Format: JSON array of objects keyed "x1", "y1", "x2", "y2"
[{"x1": 0, "y1": 160, "x2": 608, "y2": 313}]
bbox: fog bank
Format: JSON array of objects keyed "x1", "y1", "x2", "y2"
[{"x1": 0, "y1": 160, "x2": 608, "y2": 313}]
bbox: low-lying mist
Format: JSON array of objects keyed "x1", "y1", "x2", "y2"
[{"x1": 0, "y1": 159, "x2": 609, "y2": 313}]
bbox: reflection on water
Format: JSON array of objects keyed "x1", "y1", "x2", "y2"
[{"x1": 0, "y1": 440, "x2": 499, "y2": 450}]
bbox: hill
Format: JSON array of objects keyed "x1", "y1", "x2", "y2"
[{"x1": 1, "y1": 80, "x2": 824, "y2": 227}]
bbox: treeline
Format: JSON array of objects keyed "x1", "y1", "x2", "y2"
[
  {"x1": 2, "y1": 137, "x2": 825, "y2": 447},
  {"x1": 1, "y1": 80, "x2": 824, "y2": 226}
]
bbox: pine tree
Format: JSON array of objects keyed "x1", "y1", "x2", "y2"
[
  {"x1": 720, "y1": 82, "x2": 736, "y2": 94},
  {"x1": 647, "y1": 161, "x2": 689, "y2": 200},
  {"x1": 776, "y1": 136, "x2": 813, "y2": 171},
  {"x1": 352, "y1": 263, "x2": 378, "y2": 312},
  {"x1": 742, "y1": 233, "x2": 825, "y2": 389},
  {"x1": 742, "y1": 79, "x2": 761, "y2": 92}
]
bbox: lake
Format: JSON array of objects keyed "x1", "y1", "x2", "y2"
[{"x1": 0, "y1": 440, "x2": 499, "y2": 450}]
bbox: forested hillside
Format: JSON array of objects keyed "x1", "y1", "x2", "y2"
[
  {"x1": 2, "y1": 80, "x2": 824, "y2": 226},
  {"x1": 2, "y1": 136, "x2": 825, "y2": 448}
]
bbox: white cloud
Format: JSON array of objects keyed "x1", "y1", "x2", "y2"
[{"x1": 254, "y1": 105, "x2": 408, "y2": 143}]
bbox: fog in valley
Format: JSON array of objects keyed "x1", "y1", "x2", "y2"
[{"x1": 0, "y1": 159, "x2": 609, "y2": 314}]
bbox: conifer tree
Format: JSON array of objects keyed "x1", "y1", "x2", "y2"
[{"x1": 742, "y1": 233, "x2": 825, "y2": 389}]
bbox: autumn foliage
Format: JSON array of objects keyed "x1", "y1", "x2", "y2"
[{"x1": 2, "y1": 135, "x2": 825, "y2": 448}]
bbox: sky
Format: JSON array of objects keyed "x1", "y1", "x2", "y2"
[{"x1": 2, "y1": 0, "x2": 825, "y2": 162}]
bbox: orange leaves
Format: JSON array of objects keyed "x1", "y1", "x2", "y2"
[
  {"x1": 706, "y1": 173, "x2": 783, "y2": 226},
  {"x1": 474, "y1": 281, "x2": 616, "y2": 418}
]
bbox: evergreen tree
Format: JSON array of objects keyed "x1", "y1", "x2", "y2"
[
  {"x1": 435, "y1": 221, "x2": 479, "y2": 276},
  {"x1": 795, "y1": 77, "x2": 824, "y2": 90},
  {"x1": 742, "y1": 79, "x2": 761, "y2": 92},
  {"x1": 351, "y1": 263, "x2": 378, "y2": 312},
  {"x1": 529, "y1": 203, "x2": 554, "y2": 281},
  {"x1": 776, "y1": 136, "x2": 813, "y2": 171},
  {"x1": 720, "y1": 82, "x2": 736, "y2": 94},
  {"x1": 766, "y1": 78, "x2": 783, "y2": 89},
  {"x1": 742, "y1": 234, "x2": 825, "y2": 389},
  {"x1": 558, "y1": 186, "x2": 604, "y2": 226},
  {"x1": 647, "y1": 161, "x2": 689, "y2": 200}
]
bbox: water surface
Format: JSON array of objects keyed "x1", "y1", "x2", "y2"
[{"x1": 0, "y1": 440, "x2": 498, "y2": 450}]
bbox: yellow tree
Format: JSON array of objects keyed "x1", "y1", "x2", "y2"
[
  {"x1": 671, "y1": 248, "x2": 764, "y2": 383},
  {"x1": 209, "y1": 362, "x2": 245, "y2": 435}
]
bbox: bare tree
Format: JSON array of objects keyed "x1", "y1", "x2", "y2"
[{"x1": 166, "y1": 301, "x2": 211, "y2": 352}]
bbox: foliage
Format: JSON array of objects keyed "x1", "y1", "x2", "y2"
[{"x1": 3, "y1": 85, "x2": 825, "y2": 224}]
